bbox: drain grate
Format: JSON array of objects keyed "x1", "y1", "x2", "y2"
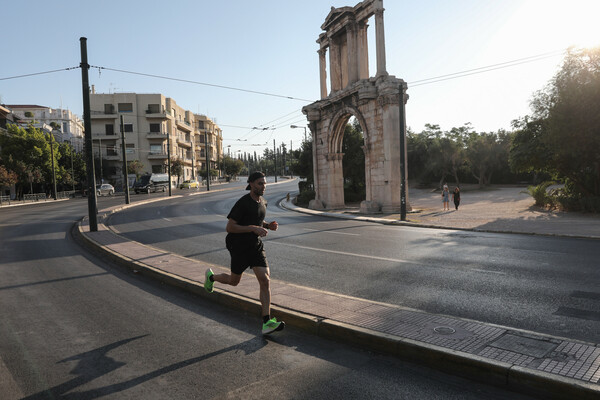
[{"x1": 489, "y1": 334, "x2": 558, "y2": 358}]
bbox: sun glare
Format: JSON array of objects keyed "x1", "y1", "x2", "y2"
[
  {"x1": 520, "y1": 0, "x2": 599, "y2": 50},
  {"x1": 488, "y1": 0, "x2": 600, "y2": 58}
]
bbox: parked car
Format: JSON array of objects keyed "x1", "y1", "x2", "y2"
[
  {"x1": 133, "y1": 173, "x2": 169, "y2": 194},
  {"x1": 96, "y1": 184, "x2": 115, "y2": 196},
  {"x1": 179, "y1": 180, "x2": 199, "y2": 189}
]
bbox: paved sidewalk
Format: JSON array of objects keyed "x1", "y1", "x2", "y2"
[
  {"x1": 74, "y1": 189, "x2": 600, "y2": 400},
  {"x1": 286, "y1": 186, "x2": 600, "y2": 239}
]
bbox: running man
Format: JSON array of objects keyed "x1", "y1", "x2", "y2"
[{"x1": 204, "y1": 172, "x2": 285, "y2": 334}]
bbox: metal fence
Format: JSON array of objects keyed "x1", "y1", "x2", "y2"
[{"x1": 0, "y1": 191, "x2": 77, "y2": 206}]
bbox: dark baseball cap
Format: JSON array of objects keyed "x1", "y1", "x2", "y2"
[{"x1": 246, "y1": 171, "x2": 265, "y2": 190}]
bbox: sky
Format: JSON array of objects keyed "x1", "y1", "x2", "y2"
[{"x1": 2, "y1": 0, "x2": 599, "y2": 156}]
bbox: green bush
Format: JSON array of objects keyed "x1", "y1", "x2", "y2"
[
  {"x1": 526, "y1": 182, "x2": 553, "y2": 207},
  {"x1": 296, "y1": 189, "x2": 315, "y2": 206},
  {"x1": 531, "y1": 181, "x2": 600, "y2": 213},
  {"x1": 298, "y1": 181, "x2": 313, "y2": 193}
]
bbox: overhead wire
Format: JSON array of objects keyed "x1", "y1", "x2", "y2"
[
  {"x1": 1, "y1": 48, "x2": 571, "y2": 150},
  {"x1": 0, "y1": 66, "x2": 80, "y2": 81},
  {"x1": 89, "y1": 65, "x2": 314, "y2": 102},
  {"x1": 407, "y1": 49, "x2": 566, "y2": 87}
]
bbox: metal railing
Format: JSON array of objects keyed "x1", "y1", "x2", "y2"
[{"x1": 0, "y1": 191, "x2": 78, "y2": 206}]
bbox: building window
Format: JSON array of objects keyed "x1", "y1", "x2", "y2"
[
  {"x1": 150, "y1": 145, "x2": 163, "y2": 154},
  {"x1": 118, "y1": 103, "x2": 133, "y2": 112},
  {"x1": 124, "y1": 124, "x2": 133, "y2": 132},
  {"x1": 149, "y1": 123, "x2": 161, "y2": 133},
  {"x1": 197, "y1": 121, "x2": 205, "y2": 129},
  {"x1": 151, "y1": 165, "x2": 163, "y2": 173},
  {"x1": 62, "y1": 122, "x2": 68, "y2": 133},
  {"x1": 105, "y1": 124, "x2": 114, "y2": 135},
  {"x1": 147, "y1": 104, "x2": 161, "y2": 113},
  {"x1": 106, "y1": 146, "x2": 118, "y2": 156},
  {"x1": 104, "y1": 104, "x2": 114, "y2": 114},
  {"x1": 126, "y1": 144, "x2": 135, "y2": 154}
]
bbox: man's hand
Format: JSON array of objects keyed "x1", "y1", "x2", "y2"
[
  {"x1": 268, "y1": 221, "x2": 278, "y2": 231},
  {"x1": 253, "y1": 226, "x2": 269, "y2": 237}
]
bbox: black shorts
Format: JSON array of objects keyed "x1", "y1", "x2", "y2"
[{"x1": 227, "y1": 238, "x2": 268, "y2": 275}]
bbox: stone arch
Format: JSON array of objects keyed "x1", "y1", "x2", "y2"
[
  {"x1": 302, "y1": 0, "x2": 410, "y2": 213},
  {"x1": 327, "y1": 106, "x2": 372, "y2": 206}
]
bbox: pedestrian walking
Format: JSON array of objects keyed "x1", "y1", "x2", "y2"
[
  {"x1": 442, "y1": 184, "x2": 450, "y2": 211},
  {"x1": 204, "y1": 172, "x2": 285, "y2": 335},
  {"x1": 452, "y1": 186, "x2": 461, "y2": 210}
]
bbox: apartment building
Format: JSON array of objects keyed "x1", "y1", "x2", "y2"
[
  {"x1": 6, "y1": 105, "x2": 85, "y2": 152},
  {"x1": 89, "y1": 92, "x2": 223, "y2": 189}
]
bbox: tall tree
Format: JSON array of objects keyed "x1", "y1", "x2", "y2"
[
  {"x1": 529, "y1": 46, "x2": 600, "y2": 197},
  {"x1": 465, "y1": 131, "x2": 507, "y2": 187},
  {"x1": 170, "y1": 158, "x2": 184, "y2": 185},
  {"x1": 222, "y1": 155, "x2": 244, "y2": 177},
  {"x1": 127, "y1": 159, "x2": 144, "y2": 178},
  {"x1": 0, "y1": 124, "x2": 58, "y2": 197}
]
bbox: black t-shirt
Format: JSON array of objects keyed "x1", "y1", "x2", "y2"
[{"x1": 226, "y1": 193, "x2": 267, "y2": 250}]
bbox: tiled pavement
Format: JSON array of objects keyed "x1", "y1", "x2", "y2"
[{"x1": 77, "y1": 201, "x2": 600, "y2": 399}]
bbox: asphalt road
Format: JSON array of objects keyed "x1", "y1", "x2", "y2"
[
  {"x1": 107, "y1": 180, "x2": 600, "y2": 345},
  {"x1": 0, "y1": 189, "x2": 535, "y2": 399}
]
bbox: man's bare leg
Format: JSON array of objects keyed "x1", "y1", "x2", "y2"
[{"x1": 253, "y1": 266, "x2": 271, "y2": 317}]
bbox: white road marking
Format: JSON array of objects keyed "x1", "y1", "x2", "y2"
[
  {"x1": 272, "y1": 242, "x2": 411, "y2": 264},
  {"x1": 303, "y1": 228, "x2": 359, "y2": 236},
  {"x1": 470, "y1": 268, "x2": 506, "y2": 275},
  {"x1": 163, "y1": 218, "x2": 172, "y2": 222}
]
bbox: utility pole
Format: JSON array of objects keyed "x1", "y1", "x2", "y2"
[
  {"x1": 399, "y1": 82, "x2": 407, "y2": 221},
  {"x1": 120, "y1": 115, "x2": 130, "y2": 204},
  {"x1": 205, "y1": 131, "x2": 210, "y2": 191},
  {"x1": 49, "y1": 134, "x2": 57, "y2": 200},
  {"x1": 70, "y1": 141, "x2": 75, "y2": 192},
  {"x1": 166, "y1": 127, "x2": 172, "y2": 196},
  {"x1": 98, "y1": 138, "x2": 103, "y2": 183},
  {"x1": 273, "y1": 139, "x2": 277, "y2": 183},
  {"x1": 80, "y1": 37, "x2": 97, "y2": 231}
]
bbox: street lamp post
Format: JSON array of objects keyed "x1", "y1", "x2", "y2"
[
  {"x1": 48, "y1": 133, "x2": 57, "y2": 200},
  {"x1": 290, "y1": 125, "x2": 307, "y2": 142},
  {"x1": 69, "y1": 140, "x2": 75, "y2": 192},
  {"x1": 205, "y1": 131, "x2": 210, "y2": 191}
]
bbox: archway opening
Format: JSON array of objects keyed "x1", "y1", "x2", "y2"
[{"x1": 342, "y1": 116, "x2": 366, "y2": 206}]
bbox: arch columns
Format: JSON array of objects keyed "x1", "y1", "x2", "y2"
[{"x1": 305, "y1": 0, "x2": 409, "y2": 213}]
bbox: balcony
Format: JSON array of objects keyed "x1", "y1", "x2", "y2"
[
  {"x1": 176, "y1": 136, "x2": 192, "y2": 148},
  {"x1": 90, "y1": 110, "x2": 117, "y2": 119},
  {"x1": 145, "y1": 109, "x2": 168, "y2": 119},
  {"x1": 146, "y1": 132, "x2": 168, "y2": 139},
  {"x1": 175, "y1": 119, "x2": 192, "y2": 132},
  {"x1": 92, "y1": 133, "x2": 118, "y2": 141},
  {"x1": 148, "y1": 152, "x2": 168, "y2": 160}
]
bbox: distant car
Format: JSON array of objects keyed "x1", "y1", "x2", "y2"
[
  {"x1": 133, "y1": 173, "x2": 169, "y2": 194},
  {"x1": 96, "y1": 183, "x2": 115, "y2": 196},
  {"x1": 179, "y1": 180, "x2": 199, "y2": 189}
]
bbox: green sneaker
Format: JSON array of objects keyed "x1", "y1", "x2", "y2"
[
  {"x1": 204, "y1": 268, "x2": 214, "y2": 293},
  {"x1": 262, "y1": 317, "x2": 285, "y2": 335}
]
